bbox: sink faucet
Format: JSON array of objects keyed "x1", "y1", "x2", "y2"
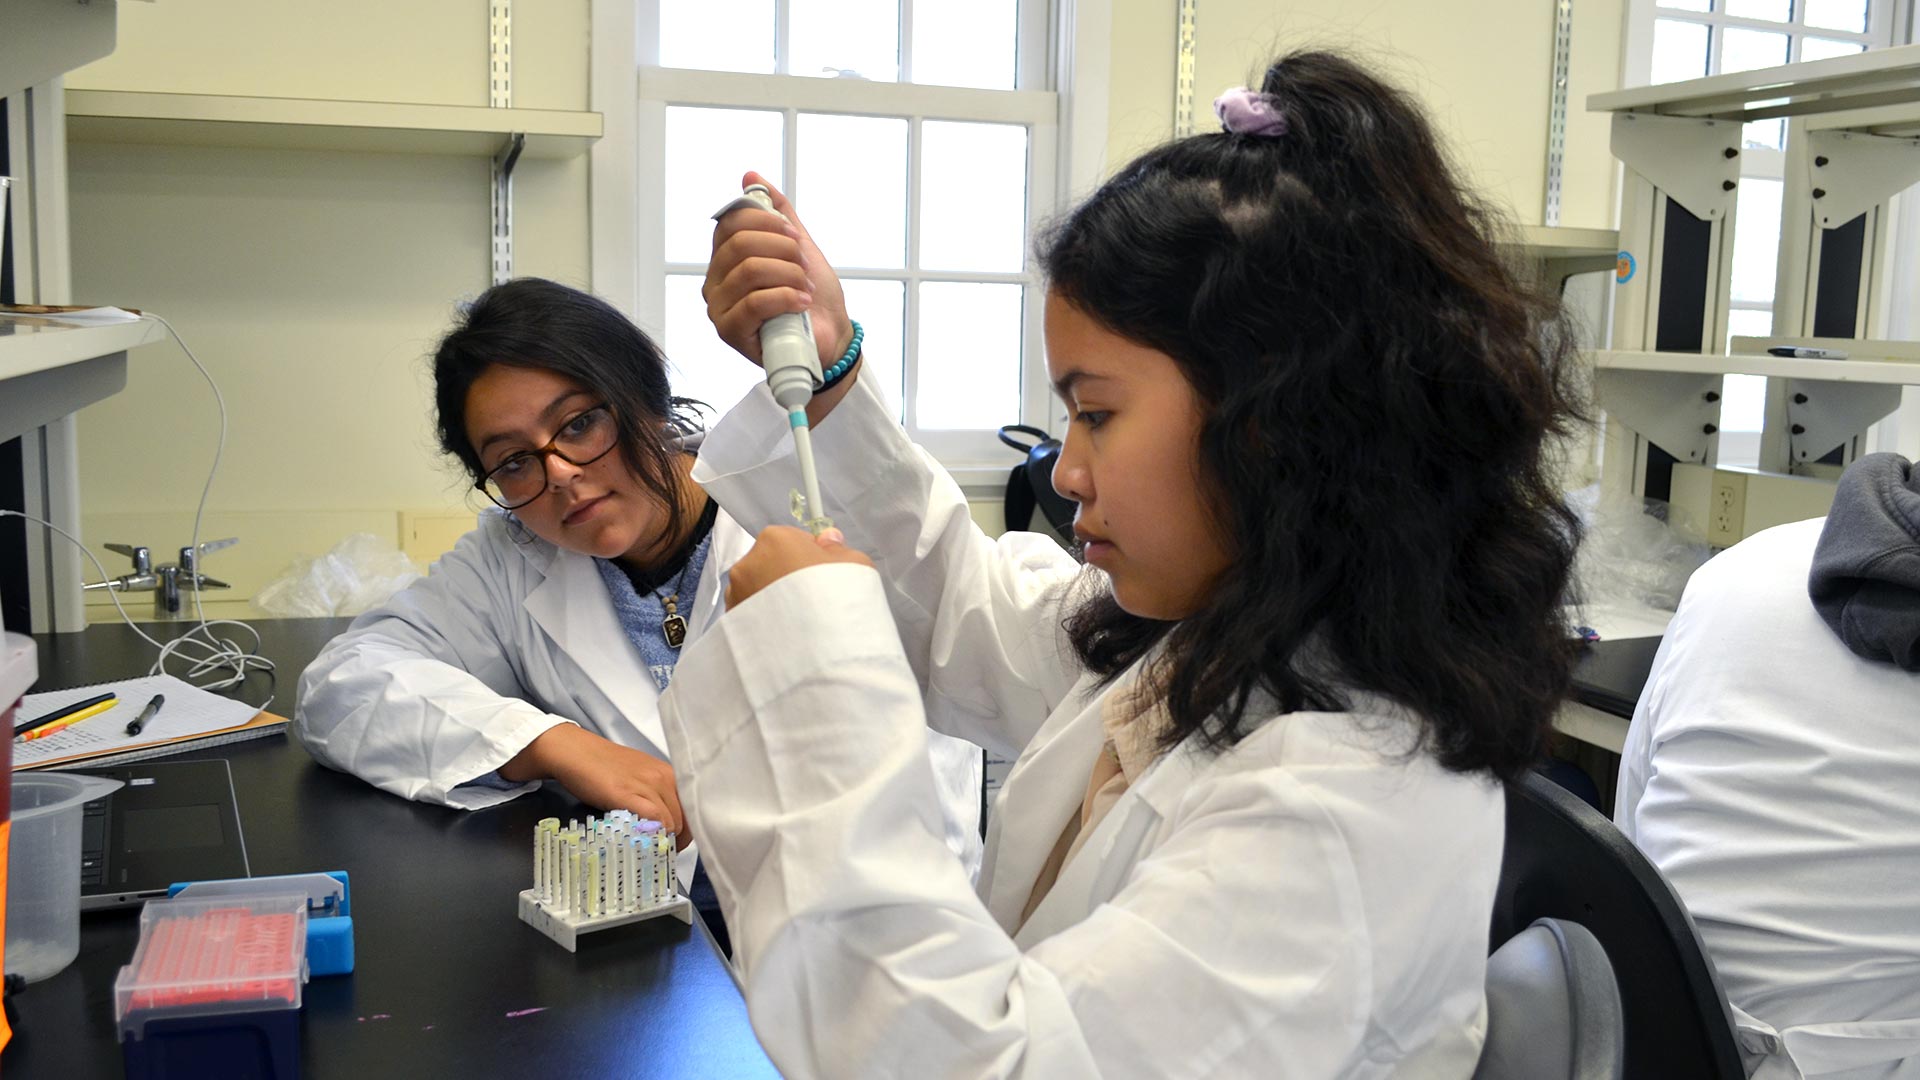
[{"x1": 85, "y1": 538, "x2": 237, "y2": 619}]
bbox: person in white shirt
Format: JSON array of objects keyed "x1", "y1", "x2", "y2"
[
  {"x1": 662, "y1": 51, "x2": 1587, "y2": 1077},
  {"x1": 294, "y1": 278, "x2": 984, "y2": 955},
  {"x1": 1617, "y1": 454, "x2": 1920, "y2": 1080}
]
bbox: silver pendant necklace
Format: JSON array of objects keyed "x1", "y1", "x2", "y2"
[
  {"x1": 642, "y1": 499, "x2": 717, "y2": 651},
  {"x1": 655, "y1": 560, "x2": 692, "y2": 649}
]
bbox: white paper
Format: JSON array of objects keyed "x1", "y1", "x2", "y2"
[{"x1": 13, "y1": 674, "x2": 259, "y2": 768}]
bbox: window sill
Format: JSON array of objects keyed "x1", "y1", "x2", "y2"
[{"x1": 941, "y1": 462, "x2": 1018, "y2": 499}]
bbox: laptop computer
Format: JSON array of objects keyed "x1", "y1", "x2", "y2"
[{"x1": 76, "y1": 758, "x2": 251, "y2": 912}]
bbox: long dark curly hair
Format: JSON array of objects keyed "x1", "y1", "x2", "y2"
[
  {"x1": 432, "y1": 278, "x2": 704, "y2": 551},
  {"x1": 1041, "y1": 51, "x2": 1584, "y2": 781}
]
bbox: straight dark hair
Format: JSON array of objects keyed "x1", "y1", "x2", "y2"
[
  {"x1": 1040, "y1": 51, "x2": 1584, "y2": 781},
  {"x1": 432, "y1": 278, "x2": 702, "y2": 557}
]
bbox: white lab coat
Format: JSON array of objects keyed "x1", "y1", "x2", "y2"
[
  {"x1": 1617, "y1": 519, "x2": 1920, "y2": 1080},
  {"x1": 294, "y1": 504, "x2": 985, "y2": 879},
  {"x1": 662, "y1": 370, "x2": 1503, "y2": 1078}
]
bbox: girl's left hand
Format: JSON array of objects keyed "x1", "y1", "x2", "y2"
[{"x1": 725, "y1": 527, "x2": 873, "y2": 610}]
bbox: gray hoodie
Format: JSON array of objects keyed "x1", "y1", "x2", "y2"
[{"x1": 1809, "y1": 452, "x2": 1920, "y2": 671}]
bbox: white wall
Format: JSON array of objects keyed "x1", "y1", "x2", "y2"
[
  {"x1": 1103, "y1": 0, "x2": 1626, "y2": 230},
  {"x1": 62, "y1": 1, "x2": 592, "y2": 616},
  {"x1": 58, "y1": 0, "x2": 1629, "y2": 617}
]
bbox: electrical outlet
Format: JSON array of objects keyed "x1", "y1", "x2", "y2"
[{"x1": 1708, "y1": 471, "x2": 1746, "y2": 547}]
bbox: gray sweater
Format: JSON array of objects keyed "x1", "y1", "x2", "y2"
[{"x1": 1809, "y1": 452, "x2": 1920, "y2": 670}]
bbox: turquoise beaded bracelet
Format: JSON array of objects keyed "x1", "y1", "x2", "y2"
[{"x1": 817, "y1": 320, "x2": 863, "y2": 392}]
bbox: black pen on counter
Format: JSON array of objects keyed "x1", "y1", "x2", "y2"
[{"x1": 126, "y1": 693, "x2": 165, "y2": 737}]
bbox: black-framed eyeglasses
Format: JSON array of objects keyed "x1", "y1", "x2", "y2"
[{"x1": 477, "y1": 405, "x2": 620, "y2": 510}]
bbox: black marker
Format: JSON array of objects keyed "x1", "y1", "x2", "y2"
[
  {"x1": 126, "y1": 693, "x2": 165, "y2": 737},
  {"x1": 1767, "y1": 345, "x2": 1848, "y2": 360}
]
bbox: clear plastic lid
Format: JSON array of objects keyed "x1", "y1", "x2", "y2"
[{"x1": 115, "y1": 893, "x2": 310, "y2": 1037}]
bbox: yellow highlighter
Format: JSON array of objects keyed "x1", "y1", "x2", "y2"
[{"x1": 17, "y1": 698, "x2": 118, "y2": 742}]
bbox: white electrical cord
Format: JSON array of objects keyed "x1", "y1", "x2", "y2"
[{"x1": 1, "y1": 310, "x2": 275, "y2": 699}]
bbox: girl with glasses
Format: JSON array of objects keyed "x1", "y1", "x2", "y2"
[{"x1": 294, "y1": 278, "x2": 985, "y2": 956}]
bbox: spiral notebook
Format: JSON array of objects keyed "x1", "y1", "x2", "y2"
[{"x1": 13, "y1": 674, "x2": 286, "y2": 771}]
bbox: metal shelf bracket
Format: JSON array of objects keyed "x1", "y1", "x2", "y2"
[{"x1": 489, "y1": 0, "x2": 516, "y2": 284}]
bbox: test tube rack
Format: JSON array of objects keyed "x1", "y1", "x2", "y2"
[{"x1": 516, "y1": 811, "x2": 691, "y2": 953}]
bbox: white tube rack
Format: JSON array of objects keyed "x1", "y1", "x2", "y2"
[{"x1": 516, "y1": 812, "x2": 693, "y2": 953}]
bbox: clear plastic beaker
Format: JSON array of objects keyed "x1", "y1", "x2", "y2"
[{"x1": 7, "y1": 771, "x2": 124, "y2": 982}]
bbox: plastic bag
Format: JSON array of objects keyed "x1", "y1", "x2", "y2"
[
  {"x1": 1566, "y1": 484, "x2": 1713, "y2": 613},
  {"x1": 253, "y1": 533, "x2": 423, "y2": 618}
]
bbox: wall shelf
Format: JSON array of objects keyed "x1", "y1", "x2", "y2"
[
  {"x1": 1589, "y1": 42, "x2": 1920, "y2": 122},
  {"x1": 65, "y1": 90, "x2": 602, "y2": 158},
  {"x1": 1592, "y1": 346, "x2": 1920, "y2": 385},
  {"x1": 1509, "y1": 225, "x2": 1621, "y2": 284},
  {"x1": 0, "y1": 315, "x2": 165, "y2": 446},
  {"x1": 0, "y1": 315, "x2": 164, "y2": 383},
  {"x1": 1514, "y1": 225, "x2": 1620, "y2": 262}
]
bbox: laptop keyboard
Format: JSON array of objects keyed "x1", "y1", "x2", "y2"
[{"x1": 82, "y1": 797, "x2": 108, "y2": 888}]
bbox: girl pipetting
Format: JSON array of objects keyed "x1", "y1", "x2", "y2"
[{"x1": 667, "y1": 51, "x2": 1582, "y2": 1075}]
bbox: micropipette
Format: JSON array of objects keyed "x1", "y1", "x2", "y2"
[{"x1": 711, "y1": 184, "x2": 835, "y2": 535}]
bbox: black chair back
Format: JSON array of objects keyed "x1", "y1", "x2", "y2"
[{"x1": 1491, "y1": 770, "x2": 1746, "y2": 1080}]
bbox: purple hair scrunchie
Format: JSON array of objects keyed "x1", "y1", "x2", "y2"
[{"x1": 1214, "y1": 87, "x2": 1289, "y2": 138}]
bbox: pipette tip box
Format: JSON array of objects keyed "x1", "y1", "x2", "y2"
[
  {"x1": 115, "y1": 893, "x2": 308, "y2": 1080},
  {"x1": 168, "y1": 870, "x2": 354, "y2": 976},
  {"x1": 517, "y1": 812, "x2": 693, "y2": 952}
]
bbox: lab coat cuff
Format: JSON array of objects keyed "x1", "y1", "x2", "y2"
[
  {"x1": 690, "y1": 381, "x2": 791, "y2": 484},
  {"x1": 671, "y1": 562, "x2": 906, "y2": 757},
  {"x1": 437, "y1": 713, "x2": 575, "y2": 808},
  {"x1": 439, "y1": 776, "x2": 544, "y2": 811},
  {"x1": 692, "y1": 368, "x2": 915, "y2": 523}
]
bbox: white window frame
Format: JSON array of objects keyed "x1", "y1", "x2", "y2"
[
  {"x1": 1621, "y1": 0, "x2": 1910, "y2": 457},
  {"x1": 592, "y1": 0, "x2": 1111, "y2": 488}
]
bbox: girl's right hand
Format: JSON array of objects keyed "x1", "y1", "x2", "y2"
[
  {"x1": 502, "y1": 724, "x2": 690, "y2": 846},
  {"x1": 705, "y1": 171, "x2": 853, "y2": 374}
]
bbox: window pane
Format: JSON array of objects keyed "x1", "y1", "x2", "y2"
[
  {"x1": 1744, "y1": 119, "x2": 1785, "y2": 149},
  {"x1": 1804, "y1": 0, "x2": 1868, "y2": 32},
  {"x1": 1730, "y1": 178, "x2": 1784, "y2": 305},
  {"x1": 660, "y1": 0, "x2": 775, "y2": 74},
  {"x1": 842, "y1": 279, "x2": 906, "y2": 420},
  {"x1": 791, "y1": 0, "x2": 900, "y2": 81},
  {"x1": 1722, "y1": 28, "x2": 1790, "y2": 73},
  {"x1": 1722, "y1": 310, "x2": 1772, "y2": 450},
  {"x1": 917, "y1": 283, "x2": 1022, "y2": 429},
  {"x1": 1653, "y1": 20, "x2": 1711, "y2": 84},
  {"x1": 1724, "y1": 0, "x2": 1792, "y2": 20},
  {"x1": 1800, "y1": 36, "x2": 1866, "y2": 61},
  {"x1": 665, "y1": 276, "x2": 766, "y2": 415},
  {"x1": 1657, "y1": 0, "x2": 1711, "y2": 11},
  {"x1": 796, "y1": 114, "x2": 908, "y2": 269},
  {"x1": 911, "y1": 0, "x2": 1017, "y2": 89},
  {"x1": 920, "y1": 122, "x2": 1029, "y2": 272},
  {"x1": 1725, "y1": 308, "x2": 1775, "y2": 352},
  {"x1": 665, "y1": 108, "x2": 785, "y2": 265},
  {"x1": 1719, "y1": 370, "x2": 1770, "y2": 432}
]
